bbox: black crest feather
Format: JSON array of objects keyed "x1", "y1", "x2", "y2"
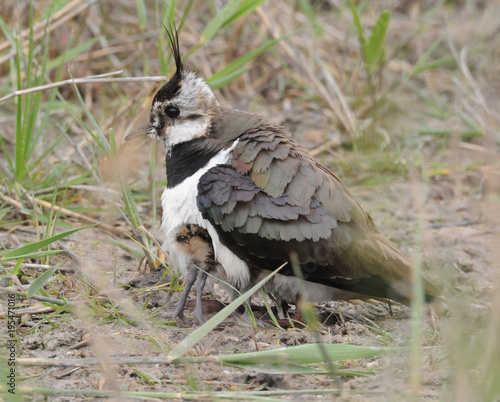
[
  {"x1": 165, "y1": 21, "x2": 183, "y2": 79},
  {"x1": 153, "y1": 22, "x2": 184, "y2": 104}
]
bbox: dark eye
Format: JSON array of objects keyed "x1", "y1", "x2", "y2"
[{"x1": 165, "y1": 106, "x2": 180, "y2": 118}]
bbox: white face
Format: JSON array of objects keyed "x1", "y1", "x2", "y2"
[{"x1": 148, "y1": 71, "x2": 219, "y2": 149}]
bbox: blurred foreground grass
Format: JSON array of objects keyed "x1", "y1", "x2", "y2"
[{"x1": 0, "y1": 1, "x2": 499, "y2": 400}]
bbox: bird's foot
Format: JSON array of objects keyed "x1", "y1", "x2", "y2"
[
  {"x1": 231, "y1": 309, "x2": 272, "y2": 328},
  {"x1": 175, "y1": 318, "x2": 193, "y2": 327},
  {"x1": 173, "y1": 311, "x2": 193, "y2": 327},
  {"x1": 192, "y1": 307, "x2": 205, "y2": 325}
]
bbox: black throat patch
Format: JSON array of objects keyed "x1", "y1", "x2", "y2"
[{"x1": 166, "y1": 138, "x2": 226, "y2": 188}]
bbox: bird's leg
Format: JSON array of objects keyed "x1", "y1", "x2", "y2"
[
  {"x1": 270, "y1": 292, "x2": 286, "y2": 320},
  {"x1": 172, "y1": 267, "x2": 198, "y2": 325},
  {"x1": 192, "y1": 270, "x2": 208, "y2": 325},
  {"x1": 231, "y1": 283, "x2": 253, "y2": 322},
  {"x1": 230, "y1": 283, "x2": 269, "y2": 327}
]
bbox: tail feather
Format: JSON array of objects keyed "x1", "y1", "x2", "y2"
[{"x1": 344, "y1": 233, "x2": 440, "y2": 304}]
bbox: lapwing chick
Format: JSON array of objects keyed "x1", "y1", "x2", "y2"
[
  {"x1": 171, "y1": 223, "x2": 223, "y2": 324},
  {"x1": 128, "y1": 25, "x2": 439, "y2": 325}
]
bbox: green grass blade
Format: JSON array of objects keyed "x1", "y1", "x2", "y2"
[
  {"x1": 0, "y1": 15, "x2": 16, "y2": 47},
  {"x1": 32, "y1": 131, "x2": 65, "y2": 171},
  {"x1": 27, "y1": 262, "x2": 62, "y2": 298},
  {"x1": 19, "y1": 3, "x2": 42, "y2": 171},
  {"x1": 0, "y1": 354, "x2": 23, "y2": 402},
  {"x1": 259, "y1": 290, "x2": 280, "y2": 328},
  {"x1": 40, "y1": 1, "x2": 68, "y2": 19},
  {"x1": 157, "y1": 6, "x2": 169, "y2": 76},
  {"x1": 69, "y1": 74, "x2": 110, "y2": 156},
  {"x1": 220, "y1": 0, "x2": 268, "y2": 30},
  {"x1": 30, "y1": 33, "x2": 60, "y2": 162},
  {"x1": 207, "y1": 31, "x2": 296, "y2": 90},
  {"x1": 0, "y1": 224, "x2": 96, "y2": 260},
  {"x1": 201, "y1": 0, "x2": 244, "y2": 43},
  {"x1": 109, "y1": 128, "x2": 142, "y2": 230},
  {"x1": 166, "y1": 0, "x2": 176, "y2": 23},
  {"x1": 298, "y1": 0, "x2": 323, "y2": 37},
  {"x1": 208, "y1": 67, "x2": 250, "y2": 90},
  {"x1": 136, "y1": 0, "x2": 147, "y2": 30},
  {"x1": 46, "y1": 38, "x2": 98, "y2": 72},
  {"x1": 200, "y1": 0, "x2": 267, "y2": 44},
  {"x1": 22, "y1": 88, "x2": 43, "y2": 162},
  {"x1": 11, "y1": 258, "x2": 24, "y2": 275},
  {"x1": 350, "y1": 0, "x2": 366, "y2": 47},
  {"x1": 178, "y1": 0, "x2": 194, "y2": 31},
  {"x1": 415, "y1": 0, "x2": 446, "y2": 34},
  {"x1": 411, "y1": 55, "x2": 456, "y2": 76},
  {"x1": 109, "y1": 238, "x2": 145, "y2": 260},
  {"x1": 121, "y1": 181, "x2": 142, "y2": 229},
  {"x1": 2, "y1": 250, "x2": 65, "y2": 261},
  {"x1": 26, "y1": 3, "x2": 35, "y2": 89},
  {"x1": 14, "y1": 30, "x2": 24, "y2": 181},
  {"x1": 109, "y1": 129, "x2": 142, "y2": 229},
  {"x1": 408, "y1": 39, "x2": 483, "y2": 78},
  {"x1": 409, "y1": 33, "x2": 445, "y2": 77},
  {"x1": 216, "y1": 343, "x2": 395, "y2": 365},
  {"x1": 168, "y1": 264, "x2": 285, "y2": 361},
  {"x1": 0, "y1": 138, "x2": 14, "y2": 171},
  {"x1": 364, "y1": 11, "x2": 390, "y2": 66}
]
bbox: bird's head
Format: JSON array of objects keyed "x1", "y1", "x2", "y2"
[{"x1": 128, "y1": 25, "x2": 220, "y2": 149}]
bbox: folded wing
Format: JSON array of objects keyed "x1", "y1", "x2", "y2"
[{"x1": 197, "y1": 118, "x2": 438, "y2": 303}]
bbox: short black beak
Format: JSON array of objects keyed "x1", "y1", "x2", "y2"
[{"x1": 123, "y1": 122, "x2": 152, "y2": 142}]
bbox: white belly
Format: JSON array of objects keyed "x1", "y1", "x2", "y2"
[{"x1": 161, "y1": 143, "x2": 250, "y2": 287}]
